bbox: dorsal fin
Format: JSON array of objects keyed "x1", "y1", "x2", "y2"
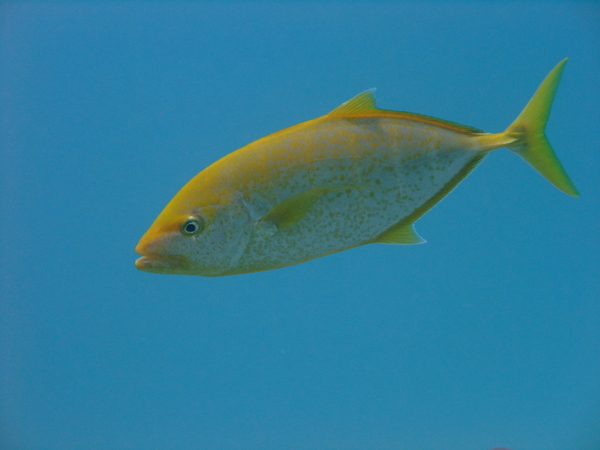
[{"x1": 328, "y1": 89, "x2": 378, "y2": 116}]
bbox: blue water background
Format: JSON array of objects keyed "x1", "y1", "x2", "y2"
[{"x1": 1, "y1": 3, "x2": 599, "y2": 449}]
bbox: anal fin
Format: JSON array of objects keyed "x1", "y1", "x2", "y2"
[{"x1": 371, "y1": 223, "x2": 425, "y2": 245}]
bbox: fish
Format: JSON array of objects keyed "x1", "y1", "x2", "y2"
[{"x1": 135, "y1": 59, "x2": 578, "y2": 277}]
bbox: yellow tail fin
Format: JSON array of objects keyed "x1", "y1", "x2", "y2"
[{"x1": 504, "y1": 58, "x2": 579, "y2": 196}]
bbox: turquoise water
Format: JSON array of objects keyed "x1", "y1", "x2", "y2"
[{"x1": 1, "y1": 3, "x2": 599, "y2": 449}]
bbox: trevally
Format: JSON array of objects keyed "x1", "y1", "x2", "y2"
[{"x1": 135, "y1": 59, "x2": 577, "y2": 277}]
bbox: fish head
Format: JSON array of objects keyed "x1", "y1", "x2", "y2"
[{"x1": 135, "y1": 179, "x2": 251, "y2": 277}]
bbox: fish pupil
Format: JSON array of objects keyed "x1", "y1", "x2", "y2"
[{"x1": 185, "y1": 223, "x2": 197, "y2": 233}]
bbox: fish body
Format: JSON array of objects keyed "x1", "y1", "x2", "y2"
[{"x1": 136, "y1": 59, "x2": 578, "y2": 277}]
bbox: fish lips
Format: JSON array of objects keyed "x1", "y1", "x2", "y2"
[
  {"x1": 135, "y1": 253, "x2": 185, "y2": 273},
  {"x1": 135, "y1": 238, "x2": 186, "y2": 273}
]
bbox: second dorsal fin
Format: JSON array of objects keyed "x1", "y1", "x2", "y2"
[{"x1": 328, "y1": 88, "x2": 378, "y2": 116}]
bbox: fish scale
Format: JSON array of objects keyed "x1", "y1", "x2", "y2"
[{"x1": 228, "y1": 122, "x2": 477, "y2": 274}]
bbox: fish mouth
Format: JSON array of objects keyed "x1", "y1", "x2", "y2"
[
  {"x1": 135, "y1": 245, "x2": 185, "y2": 273},
  {"x1": 135, "y1": 254, "x2": 184, "y2": 272}
]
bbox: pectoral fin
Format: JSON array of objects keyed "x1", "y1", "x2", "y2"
[
  {"x1": 259, "y1": 188, "x2": 325, "y2": 231},
  {"x1": 371, "y1": 223, "x2": 425, "y2": 245},
  {"x1": 259, "y1": 185, "x2": 364, "y2": 231}
]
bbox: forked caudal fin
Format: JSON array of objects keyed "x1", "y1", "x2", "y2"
[{"x1": 504, "y1": 58, "x2": 579, "y2": 196}]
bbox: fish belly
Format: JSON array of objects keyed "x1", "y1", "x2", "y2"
[{"x1": 222, "y1": 117, "x2": 482, "y2": 274}]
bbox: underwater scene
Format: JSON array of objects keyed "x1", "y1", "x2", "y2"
[{"x1": 1, "y1": 3, "x2": 599, "y2": 449}]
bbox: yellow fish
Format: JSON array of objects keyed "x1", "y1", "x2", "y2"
[{"x1": 136, "y1": 59, "x2": 578, "y2": 277}]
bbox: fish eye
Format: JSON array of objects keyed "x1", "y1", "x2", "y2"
[{"x1": 181, "y1": 216, "x2": 204, "y2": 236}]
